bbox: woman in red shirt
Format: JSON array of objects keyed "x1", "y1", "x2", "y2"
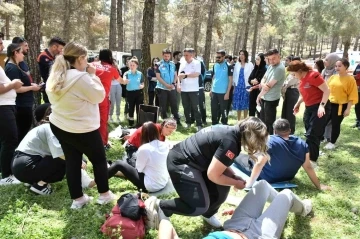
[
  {"x1": 288, "y1": 61, "x2": 330, "y2": 164},
  {"x1": 125, "y1": 118, "x2": 177, "y2": 167},
  {"x1": 93, "y1": 49, "x2": 122, "y2": 148}
]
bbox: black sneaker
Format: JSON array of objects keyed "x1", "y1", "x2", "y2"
[{"x1": 30, "y1": 183, "x2": 53, "y2": 195}]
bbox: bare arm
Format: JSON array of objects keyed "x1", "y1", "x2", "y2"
[
  {"x1": 15, "y1": 85, "x2": 36, "y2": 93},
  {"x1": 0, "y1": 82, "x2": 16, "y2": 94},
  {"x1": 245, "y1": 155, "x2": 268, "y2": 188},
  {"x1": 302, "y1": 153, "x2": 321, "y2": 189},
  {"x1": 318, "y1": 82, "x2": 330, "y2": 104},
  {"x1": 207, "y1": 157, "x2": 244, "y2": 189},
  {"x1": 226, "y1": 76, "x2": 233, "y2": 95}
]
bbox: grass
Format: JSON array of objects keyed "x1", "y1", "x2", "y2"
[{"x1": 0, "y1": 95, "x2": 359, "y2": 239}]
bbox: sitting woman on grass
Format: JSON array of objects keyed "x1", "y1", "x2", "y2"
[
  {"x1": 124, "y1": 118, "x2": 177, "y2": 167},
  {"x1": 158, "y1": 180, "x2": 312, "y2": 239},
  {"x1": 11, "y1": 105, "x2": 95, "y2": 195},
  {"x1": 108, "y1": 121, "x2": 170, "y2": 193}
]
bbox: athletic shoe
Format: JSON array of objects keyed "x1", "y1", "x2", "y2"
[
  {"x1": 97, "y1": 191, "x2": 117, "y2": 205},
  {"x1": 144, "y1": 196, "x2": 159, "y2": 229},
  {"x1": 71, "y1": 194, "x2": 93, "y2": 209},
  {"x1": 156, "y1": 199, "x2": 169, "y2": 221},
  {"x1": 81, "y1": 169, "x2": 93, "y2": 189},
  {"x1": 324, "y1": 142, "x2": 336, "y2": 150},
  {"x1": 0, "y1": 175, "x2": 21, "y2": 185},
  {"x1": 301, "y1": 199, "x2": 312, "y2": 216},
  {"x1": 30, "y1": 183, "x2": 53, "y2": 195},
  {"x1": 202, "y1": 215, "x2": 222, "y2": 228}
]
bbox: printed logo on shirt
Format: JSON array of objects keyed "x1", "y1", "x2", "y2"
[
  {"x1": 304, "y1": 82, "x2": 311, "y2": 89},
  {"x1": 225, "y1": 150, "x2": 235, "y2": 160}
]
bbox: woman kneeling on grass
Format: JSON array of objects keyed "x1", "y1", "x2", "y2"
[
  {"x1": 108, "y1": 121, "x2": 170, "y2": 193},
  {"x1": 11, "y1": 105, "x2": 95, "y2": 195},
  {"x1": 158, "y1": 180, "x2": 312, "y2": 239}
]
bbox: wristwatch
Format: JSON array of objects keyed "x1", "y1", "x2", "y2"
[{"x1": 320, "y1": 102, "x2": 326, "y2": 106}]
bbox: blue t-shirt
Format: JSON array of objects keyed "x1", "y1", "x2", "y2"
[
  {"x1": 259, "y1": 135, "x2": 308, "y2": 183},
  {"x1": 155, "y1": 60, "x2": 176, "y2": 90},
  {"x1": 203, "y1": 231, "x2": 233, "y2": 239},
  {"x1": 212, "y1": 61, "x2": 233, "y2": 94},
  {"x1": 124, "y1": 70, "x2": 143, "y2": 91}
]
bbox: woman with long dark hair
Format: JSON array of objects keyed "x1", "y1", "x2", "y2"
[
  {"x1": 4, "y1": 44, "x2": 41, "y2": 143},
  {"x1": 314, "y1": 59, "x2": 325, "y2": 73},
  {"x1": 147, "y1": 57, "x2": 160, "y2": 106},
  {"x1": 46, "y1": 42, "x2": 114, "y2": 209},
  {"x1": 247, "y1": 53, "x2": 267, "y2": 117},
  {"x1": 232, "y1": 50, "x2": 254, "y2": 121},
  {"x1": 93, "y1": 49, "x2": 122, "y2": 148}
]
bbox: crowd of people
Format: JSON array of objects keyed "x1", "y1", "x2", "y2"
[{"x1": 0, "y1": 32, "x2": 360, "y2": 238}]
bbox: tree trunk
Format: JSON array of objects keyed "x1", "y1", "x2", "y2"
[
  {"x1": 157, "y1": 4, "x2": 162, "y2": 42},
  {"x1": 193, "y1": 0, "x2": 201, "y2": 53},
  {"x1": 313, "y1": 34, "x2": 317, "y2": 60},
  {"x1": 204, "y1": 0, "x2": 218, "y2": 69},
  {"x1": 343, "y1": 36, "x2": 351, "y2": 59},
  {"x1": 268, "y1": 36, "x2": 273, "y2": 50},
  {"x1": 242, "y1": 0, "x2": 254, "y2": 50},
  {"x1": 123, "y1": 0, "x2": 127, "y2": 51},
  {"x1": 24, "y1": 0, "x2": 41, "y2": 106},
  {"x1": 233, "y1": 27, "x2": 239, "y2": 55},
  {"x1": 251, "y1": 0, "x2": 262, "y2": 63},
  {"x1": 117, "y1": 0, "x2": 124, "y2": 51},
  {"x1": 319, "y1": 36, "x2": 324, "y2": 58},
  {"x1": 87, "y1": 11, "x2": 96, "y2": 49},
  {"x1": 353, "y1": 35, "x2": 359, "y2": 51},
  {"x1": 133, "y1": 8, "x2": 137, "y2": 49},
  {"x1": 5, "y1": 15, "x2": 10, "y2": 40},
  {"x1": 140, "y1": 0, "x2": 156, "y2": 105},
  {"x1": 62, "y1": 0, "x2": 71, "y2": 42},
  {"x1": 331, "y1": 34, "x2": 339, "y2": 52},
  {"x1": 109, "y1": 0, "x2": 117, "y2": 50}
]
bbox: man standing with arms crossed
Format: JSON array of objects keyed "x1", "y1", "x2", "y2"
[
  {"x1": 156, "y1": 49, "x2": 181, "y2": 124},
  {"x1": 211, "y1": 50, "x2": 233, "y2": 125},
  {"x1": 256, "y1": 49, "x2": 286, "y2": 134}
]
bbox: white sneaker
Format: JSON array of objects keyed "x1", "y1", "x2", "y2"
[
  {"x1": 0, "y1": 175, "x2": 21, "y2": 185},
  {"x1": 301, "y1": 199, "x2": 312, "y2": 216},
  {"x1": 144, "y1": 196, "x2": 159, "y2": 230},
  {"x1": 202, "y1": 215, "x2": 222, "y2": 228},
  {"x1": 97, "y1": 191, "x2": 117, "y2": 205},
  {"x1": 324, "y1": 142, "x2": 336, "y2": 150},
  {"x1": 70, "y1": 194, "x2": 93, "y2": 209},
  {"x1": 81, "y1": 169, "x2": 93, "y2": 189}
]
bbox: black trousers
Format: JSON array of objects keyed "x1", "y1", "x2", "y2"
[
  {"x1": 211, "y1": 92, "x2": 229, "y2": 125},
  {"x1": 281, "y1": 88, "x2": 299, "y2": 134},
  {"x1": 160, "y1": 145, "x2": 230, "y2": 217},
  {"x1": 330, "y1": 103, "x2": 347, "y2": 144},
  {"x1": 182, "y1": 91, "x2": 202, "y2": 126},
  {"x1": 260, "y1": 99, "x2": 280, "y2": 135},
  {"x1": 249, "y1": 89, "x2": 260, "y2": 117},
  {"x1": 50, "y1": 123, "x2": 109, "y2": 199},
  {"x1": 16, "y1": 106, "x2": 33, "y2": 144},
  {"x1": 148, "y1": 91, "x2": 159, "y2": 107},
  {"x1": 0, "y1": 105, "x2": 18, "y2": 178},
  {"x1": 191, "y1": 88, "x2": 207, "y2": 124},
  {"x1": 157, "y1": 88, "x2": 180, "y2": 120},
  {"x1": 227, "y1": 85, "x2": 234, "y2": 113},
  {"x1": 126, "y1": 90, "x2": 144, "y2": 119},
  {"x1": 12, "y1": 151, "x2": 66, "y2": 184},
  {"x1": 108, "y1": 160, "x2": 147, "y2": 192},
  {"x1": 42, "y1": 90, "x2": 50, "y2": 103},
  {"x1": 355, "y1": 92, "x2": 360, "y2": 124},
  {"x1": 303, "y1": 103, "x2": 330, "y2": 162},
  {"x1": 125, "y1": 144, "x2": 138, "y2": 167}
]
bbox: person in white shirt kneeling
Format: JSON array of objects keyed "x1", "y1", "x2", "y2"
[{"x1": 108, "y1": 121, "x2": 170, "y2": 193}]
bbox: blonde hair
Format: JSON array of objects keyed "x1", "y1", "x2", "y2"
[
  {"x1": 238, "y1": 117, "x2": 270, "y2": 162},
  {"x1": 47, "y1": 42, "x2": 87, "y2": 93}
]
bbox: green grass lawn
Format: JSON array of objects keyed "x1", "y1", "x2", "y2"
[{"x1": 0, "y1": 95, "x2": 359, "y2": 239}]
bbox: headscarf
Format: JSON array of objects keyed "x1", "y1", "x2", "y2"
[{"x1": 322, "y1": 53, "x2": 340, "y2": 81}]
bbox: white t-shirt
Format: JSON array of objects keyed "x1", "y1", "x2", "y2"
[
  {"x1": 0, "y1": 66, "x2": 16, "y2": 106},
  {"x1": 136, "y1": 140, "x2": 170, "y2": 192},
  {"x1": 17, "y1": 124, "x2": 64, "y2": 158},
  {"x1": 179, "y1": 59, "x2": 201, "y2": 92}
]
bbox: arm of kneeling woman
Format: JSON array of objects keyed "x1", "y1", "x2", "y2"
[{"x1": 207, "y1": 158, "x2": 245, "y2": 190}]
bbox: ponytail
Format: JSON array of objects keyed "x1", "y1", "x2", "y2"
[{"x1": 47, "y1": 55, "x2": 70, "y2": 93}]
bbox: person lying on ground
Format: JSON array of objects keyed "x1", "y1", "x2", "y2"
[
  {"x1": 158, "y1": 180, "x2": 312, "y2": 239},
  {"x1": 152, "y1": 117, "x2": 269, "y2": 228},
  {"x1": 11, "y1": 105, "x2": 95, "y2": 195},
  {"x1": 123, "y1": 118, "x2": 177, "y2": 167},
  {"x1": 234, "y1": 118, "x2": 330, "y2": 190},
  {"x1": 108, "y1": 121, "x2": 170, "y2": 193}
]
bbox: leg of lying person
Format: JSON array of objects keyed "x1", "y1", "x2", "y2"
[{"x1": 158, "y1": 220, "x2": 179, "y2": 239}]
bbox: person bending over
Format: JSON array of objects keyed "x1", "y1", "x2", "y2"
[
  {"x1": 108, "y1": 122, "x2": 169, "y2": 193},
  {"x1": 155, "y1": 117, "x2": 269, "y2": 228},
  {"x1": 124, "y1": 118, "x2": 177, "y2": 167},
  {"x1": 158, "y1": 180, "x2": 312, "y2": 239},
  {"x1": 234, "y1": 118, "x2": 330, "y2": 190},
  {"x1": 11, "y1": 106, "x2": 95, "y2": 195}
]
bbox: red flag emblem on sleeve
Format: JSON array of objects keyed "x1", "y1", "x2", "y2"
[{"x1": 225, "y1": 150, "x2": 235, "y2": 160}]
